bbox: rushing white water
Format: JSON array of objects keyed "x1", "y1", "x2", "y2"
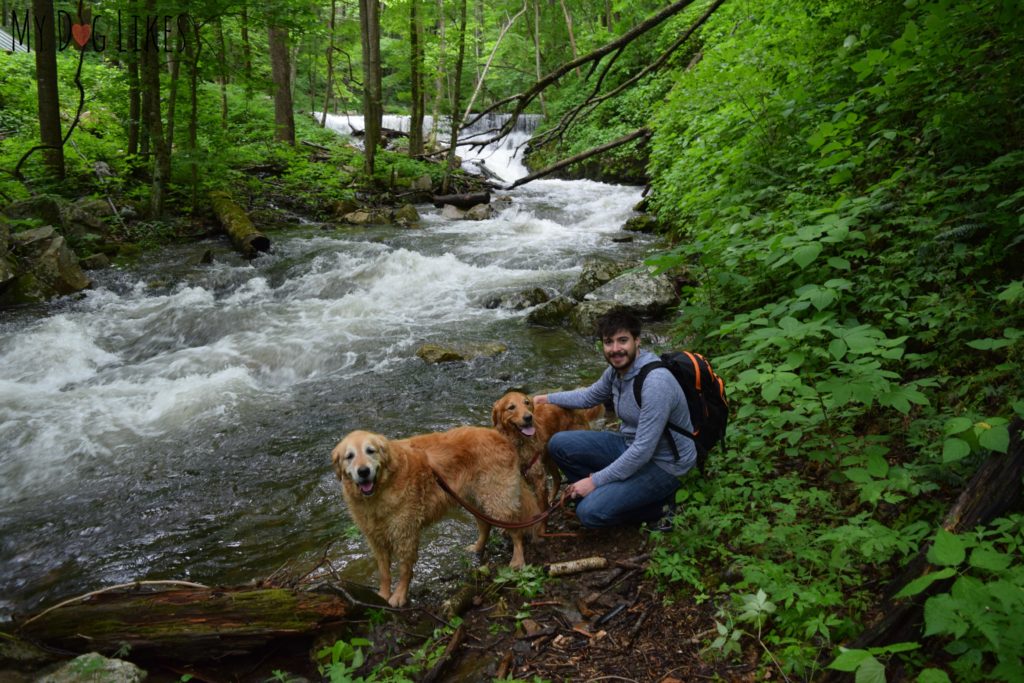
[{"x1": 0, "y1": 122, "x2": 652, "y2": 618}]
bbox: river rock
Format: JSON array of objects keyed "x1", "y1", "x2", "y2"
[
  {"x1": 484, "y1": 287, "x2": 550, "y2": 311},
  {"x1": 64, "y1": 197, "x2": 115, "y2": 239},
  {"x1": 35, "y1": 653, "x2": 147, "y2": 683},
  {"x1": 416, "y1": 341, "x2": 508, "y2": 364},
  {"x1": 343, "y1": 209, "x2": 391, "y2": 225},
  {"x1": 622, "y1": 214, "x2": 659, "y2": 233},
  {"x1": 331, "y1": 198, "x2": 359, "y2": 218},
  {"x1": 583, "y1": 268, "x2": 678, "y2": 317},
  {"x1": 411, "y1": 174, "x2": 433, "y2": 192},
  {"x1": 393, "y1": 203, "x2": 420, "y2": 226},
  {"x1": 525, "y1": 295, "x2": 577, "y2": 327},
  {"x1": 1, "y1": 194, "x2": 66, "y2": 230},
  {"x1": 0, "y1": 228, "x2": 91, "y2": 306},
  {"x1": 441, "y1": 204, "x2": 465, "y2": 220},
  {"x1": 79, "y1": 253, "x2": 112, "y2": 270},
  {"x1": 569, "y1": 300, "x2": 620, "y2": 336},
  {"x1": 569, "y1": 257, "x2": 635, "y2": 301},
  {"x1": 464, "y1": 203, "x2": 493, "y2": 221}
]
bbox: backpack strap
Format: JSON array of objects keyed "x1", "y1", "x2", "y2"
[{"x1": 633, "y1": 361, "x2": 698, "y2": 460}]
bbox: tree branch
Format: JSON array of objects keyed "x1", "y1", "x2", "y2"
[{"x1": 505, "y1": 127, "x2": 651, "y2": 189}]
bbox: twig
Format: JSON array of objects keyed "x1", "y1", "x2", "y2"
[{"x1": 20, "y1": 580, "x2": 210, "y2": 628}]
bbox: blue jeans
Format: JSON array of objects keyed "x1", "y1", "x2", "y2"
[{"x1": 548, "y1": 430, "x2": 680, "y2": 528}]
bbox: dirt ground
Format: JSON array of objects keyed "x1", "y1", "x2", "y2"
[{"x1": 342, "y1": 510, "x2": 751, "y2": 683}]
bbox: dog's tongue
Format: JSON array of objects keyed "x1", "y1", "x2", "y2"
[
  {"x1": 520, "y1": 426, "x2": 536, "y2": 437},
  {"x1": 359, "y1": 482, "x2": 375, "y2": 495}
]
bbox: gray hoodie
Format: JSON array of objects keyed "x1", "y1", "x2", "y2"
[{"x1": 547, "y1": 349, "x2": 697, "y2": 486}]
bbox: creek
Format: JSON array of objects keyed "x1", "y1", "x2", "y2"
[{"x1": 0, "y1": 122, "x2": 658, "y2": 620}]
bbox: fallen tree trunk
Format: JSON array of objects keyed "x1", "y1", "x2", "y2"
[
  {"x1": 505, "y1": 128, "x2": 651, "y2": 189},
  {"x1": 208, "y1": 190, "x2": 271, "y2": 258},
  {"x1": 15, "y1": 582, "x2": 380, "y2": 662},
  {"x1": 821, "y1": 419, "x2": 1024, "y2": 680},
  {"x1": 432, "y1": 190, "x2": 490, "y2": 209}
]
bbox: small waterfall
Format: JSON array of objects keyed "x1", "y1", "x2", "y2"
[{"x1": 319, "y1": 112, "x2": 542, "y2": 184}]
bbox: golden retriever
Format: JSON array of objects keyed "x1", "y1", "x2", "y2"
[
  {"x1": 491, "y1": 391, "x2": 604, "y2": 508},
  {"x1": 332, "y1": 427, "x2": 540, "y2": 607}
]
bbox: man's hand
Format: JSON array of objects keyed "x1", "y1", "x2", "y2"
[
  {"x1": 533, "y1": 394, "x2": 549, "y2": 406},
  {"x1": 568, "y1": 476, "x2": 595, "y2": 499}
]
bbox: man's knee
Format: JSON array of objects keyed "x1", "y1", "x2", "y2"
[{"x1": 575, "y1": 500, "x2": 615, "y2": 528}]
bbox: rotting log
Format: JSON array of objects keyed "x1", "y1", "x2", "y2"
[
  {"x1": 820, "y1": 419, "x2": 1024, "y2": 681},
  {"x1": 208, "y1": 190, "x2": 271, "y2": 258},
  {"x1": 431, "y1": 190, "x2": 490, "y2": 209},
  {"x1": 15, "y1": 582, "x2": 381, "y2": 662}
]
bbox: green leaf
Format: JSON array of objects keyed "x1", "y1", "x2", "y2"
[
  {"x1": 968, "y1": 548, "x2": 1012, "y2": 572},
  {"x1": 923, "y1": 593, "x2": 961, "y2": 637},
  {"x1": 793, "y1": 243, "x2": 823, "y2": 269},
  {"x1": 855, "y1": 655, "x2": 886, "y2": 683},
  {"x1": 917, "y1": 669, "x2": 951, "y2": 683},
  {"x1": 827, "y1": 256, "x2": 851, "y2": 270},
  {"x1": 942, "y1": 438, "x2": 971, "y2": 463},
  {"x1": 928, "y1": 530, "x2": 966, "y2": 566},
  {"x1": 829, "y1": 339, "x2": 848, "y2": 360},
  {"x1": 944, "y1": 417, "x2": 973, "y2": 435},
  {"x1": 830, "y1": 648, "x2": 874, "y2": 672},
  {"x1": 893, "y1": 567, "x2": 956, "y2": 599},
  {"x1": 966, "y1": 338, "x2": 1013, "y2": 350},
  {"x1": 978, "y1": 424, "x2": 1010, "y2": 453}
]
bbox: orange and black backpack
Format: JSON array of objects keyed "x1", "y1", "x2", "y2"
[{"x1": 633, "y1": 351, "x2": 729, "y2": 475}]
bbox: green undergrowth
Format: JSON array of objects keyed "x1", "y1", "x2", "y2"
[{"x1": 643, "y1": 0, "x2": 1024, "y2": 681}]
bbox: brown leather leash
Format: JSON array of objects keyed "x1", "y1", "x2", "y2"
[{"x1": 431, "y1": 467, "x2": 573, "y2": 533}]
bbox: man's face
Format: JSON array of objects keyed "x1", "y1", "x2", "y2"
[{"x1": 602, "y1": 328, "x2": 639, "y2": 372}]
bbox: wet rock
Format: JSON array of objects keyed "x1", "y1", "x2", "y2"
[
  {"x1": 464, "y1": 203, "x2": 493, "y2": 221},
  {"x1": 79, "y1": 253, "x2": 111, "y2": 270},
  {"x1": 1, "y1": 195, "x2": 66, "y2": 230},
  {"x1": 1, "y1": 228, "x2": 91, "y2": 306},
  {"x1": 525, "y1": 296, "x2": 577, "y2": 327},
  {"x1": 343, "y1": 209, "x2": 391, "y2": 225},
  {"x1": 569, "y1": 301, "x2": 619, "y2": 336},
  {"x1": 64, "y1": 198, "x2": 114, "y2": 239},
  {"x1": 583, "y1": 268, "x2": 678, "y2": 317},
  {"x1": 411, "y1": 174, "x2": 433, "y2": 192},
  {"x1": 441, "y1": 204, "x2": 465, "y2": 220},
  {"x1": 393, "y1": 203, "x2": 420, "y2": 226},
  {"x1": 485, "y1": 287, "x2": 550, "y2": 310},
  {"x1": 622, "y1": 213, "x2": 659, "y2": 233},
  {"x1": 416, "y1": 341, "x2": 508, "y2": 364},
  {"x1": 569, "y1": 257, "x2": 635, "y2": 300},
  {"x1": 35, "y1": 653, "x2": 147, "y2": 683},
  {"x1": 331, "y1": 198, "x2": 359, "y2": 218}
]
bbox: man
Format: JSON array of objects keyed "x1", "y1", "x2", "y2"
[{"x1": 533, "y1": 307, "x2": 695, "y2": 528}]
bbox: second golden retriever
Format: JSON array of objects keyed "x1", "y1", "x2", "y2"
[
  {"x1": 491, "y1": 391, "x2": 604, "y2": 507},
  {"x1": 332, "y1": 426, "x2": 540, "y2": 607}
]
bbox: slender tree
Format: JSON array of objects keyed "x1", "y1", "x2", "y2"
[
  {"x1": 320, "y1": 0, "x2": 337, "y2": 127},
  {"x1": 358, "y1": 0, "x2": 382, "y2": 175},
  {"x1": 441, "y1": 0, "x2": 467, "y2": 193},
  {"x1": 31, "y1": 0, "x2": 64, "y2": 178},
  {"x1": 268, "y1": 24, "x2": 296, "y2": 144},
  {"x1": 408, "y1": 0, "x2": 425, "y2": 155},
  {"x1": 142, "y1": 0, "x2": 171, "y2": 215}
]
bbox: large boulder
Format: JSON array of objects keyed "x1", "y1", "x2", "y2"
[
  {"x1": 393, "y1": 203, "x2": 420, "y2": 226},
  {"x1": 1, "y1": 194, "x2": 67, "y2": 230},
  {"x1": 35, "y1": 653, "x2": 147, "y2": 683},
  {"x1": 63, "y1": 197, "x2": 116, "y2": 240},
  {"x1": 568, "y1": 300, "x2": 620, "y2": 336},
  {"x1": 583, "y1": 268, "x2": 678, "y2": 317},
  {"x1": 0, "y1": 227, "x2": 91, "y2": 306},
  {"x1": 569, "y1": 257, "x2": 635, "y2": 301},
  {"x1": 464, "y1": 203, "x2": 493, "y2": 221},
  {"x1": 525, "y1": 295, "x2": 577, "y2": 327},
  {"x1": 484, "y1": 287, "x2": 550, "y2": 311}
]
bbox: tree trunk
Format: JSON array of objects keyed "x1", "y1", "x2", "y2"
[
  {"x1": 559, "y1": 0, "x2": 581, "y2": 76},
  {"x1": 321, "y1": 0, "x2": 337, "y2": 127},
  {"x1": 427, "y1": 0, "x2": 446, "y2": 150},
  {"x1": 209, "y1": 191, "x2": 271, "y2": 257},
  {"x1": 442, "y1": 0, "x2": 468, "y2": 194},
  {"x1": 532, "y1": 0, "x2": 546, "y2": 116},
  {"x1": 186, "y1": 20, "x2": 203, "y2": 210},
  {"x1": 408, "y1": 0, "x2": 425, "y2": 156},
  {"x1": 359, "y1": 0, "x2": 382, "y2": 176},
  {"x1": 17, "y1": 584, "x2": 371, "y2": 662},
  {"x1": 142, "y1": 0, "x2": 170, "y2": 217},
  {"x1": 268, "y1": 25, "x2": 295, "y2": 144},
  {"x1": 127, "y1": 54, "x2": 141, "y2": 155},
  {"x1": 215, "y1": 18, "x2": 229, "y2": 127},
  {"x1": 431, "y1": 190, "x2": 489, "y2": 209},
  {"x1": 240, "y1": 1, "x2": 253, "y2": 86},
  {"x1": 32, "y1": 0, "x2": 64, "y2": 178}
]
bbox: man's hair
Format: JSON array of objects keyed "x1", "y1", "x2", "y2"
[{"x1": 595, "y1": 307, "x2": 642, "y2": 340}]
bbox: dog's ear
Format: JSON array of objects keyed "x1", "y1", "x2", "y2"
[{"x1": 491, "y1": 398, "x2": 503, "y2": 427}]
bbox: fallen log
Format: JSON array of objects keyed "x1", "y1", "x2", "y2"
[
  {"x1": 14, "y1": 581, "x2": 381, "y2": 662},
  {"x1": 208, "y1": 190, "x2": 271, "y2": 258},
  {"x1": 821, "y1": 419, "x2": 1024, "y2": 680},
  {"x1": 431, "y1": 190, "x2": 490, "y2": 209}
]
